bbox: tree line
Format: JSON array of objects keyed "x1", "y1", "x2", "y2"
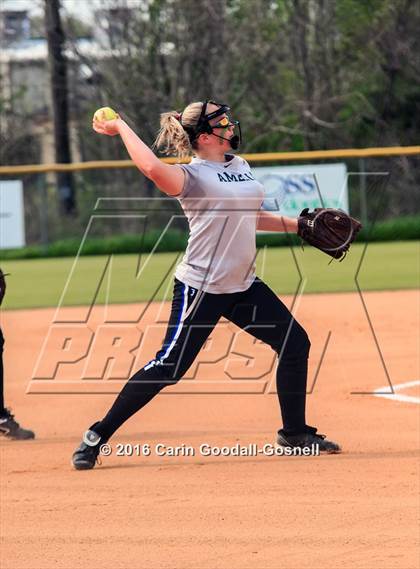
[{"x1": 1, "y1": 0, "x2": 419, "y2": 217}]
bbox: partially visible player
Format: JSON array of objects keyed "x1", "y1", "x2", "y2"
[{"x1": 0, "y1": 269, "x2": 35, "y2": 440}]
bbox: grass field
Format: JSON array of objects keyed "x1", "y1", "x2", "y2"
[{"x1": 1, "y1": 241, "x2": 418, "y2": 310}]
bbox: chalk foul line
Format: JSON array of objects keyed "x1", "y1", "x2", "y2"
[{"x1": 374, "y1": 379, "x2": 420, "y2": 404}]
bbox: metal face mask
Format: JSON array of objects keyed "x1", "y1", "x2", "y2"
[{"x1": 188, "y1": 100, "x2": 242, "y2": 150}]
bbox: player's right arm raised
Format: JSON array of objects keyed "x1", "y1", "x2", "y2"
[{"x1": 92, "y1": 116, "x2": 184, "y2": 197}]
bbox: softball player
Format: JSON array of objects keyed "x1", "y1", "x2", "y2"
[
  {"x1": 0, "y1": 269, "x2": 35, "y2": 440},
  {"x1": 72, "y1": 100, "x2": 340, "y2": 469}
]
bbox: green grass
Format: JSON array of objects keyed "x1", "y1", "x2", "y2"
[
  {"x1": 1, "y1": 216, "x2": 419, "y2": 260},
  {"x1": 1, "y1": 241, "x2": 419, "y2": 310}
]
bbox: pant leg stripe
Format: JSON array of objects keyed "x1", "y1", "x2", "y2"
[
  {"x1": 184, "y1": 289, "x2": 204, "y2": 321},
  {"x1": 159, "y1": 283, "x2": 189, "y2": 362}
]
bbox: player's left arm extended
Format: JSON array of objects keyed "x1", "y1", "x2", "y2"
[{"x1": 256, "y1": 211, "x2": 298, "y2": 233}]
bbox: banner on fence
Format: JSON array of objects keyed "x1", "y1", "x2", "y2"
[
  {"x1": 254, "y1": 163, "x2": 348, "y2": 216},
  {"x1": 0, "y1": 180, "x2": 26, "y2": 249}
]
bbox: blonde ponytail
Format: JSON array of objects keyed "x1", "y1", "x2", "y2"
[{"x1": 154, "y1": 102, "x2": 204, "y2": 159}]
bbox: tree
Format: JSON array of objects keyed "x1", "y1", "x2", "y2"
[
  {"x1": 45, "y1": 0, "x2": 76, "y2": 214},
  {"x1": 62, "y1": 0, "x2": 419, "y2": 217}
]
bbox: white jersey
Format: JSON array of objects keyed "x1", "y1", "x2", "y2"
[{"x1": 175, "y1": 154, "x2": 264, "y2": 294}]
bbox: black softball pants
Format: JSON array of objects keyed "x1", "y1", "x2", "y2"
[{"x1": 94, "y1": 277, "x2": 311, "y2": 440}]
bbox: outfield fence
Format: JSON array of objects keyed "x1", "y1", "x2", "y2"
[{"x1": 0, "y1": 146, "x2": 419, "y2": 250}]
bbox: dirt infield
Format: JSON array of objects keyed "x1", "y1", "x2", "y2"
[{"x1": 1, "y1": 290, "x2": 419, "y2": 569}]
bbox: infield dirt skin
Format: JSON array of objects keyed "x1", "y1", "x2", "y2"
[{"x1": 1, "y1": 290, "x2": 419, "y2": 569}]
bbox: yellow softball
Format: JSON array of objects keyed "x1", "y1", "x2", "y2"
[{"x1": 93, "y1": 107, "x2": 118, "y2": 121}]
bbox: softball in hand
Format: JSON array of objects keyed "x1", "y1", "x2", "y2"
[{"x1": 93, "y1": 107, "x2": 118, "y2": 121}]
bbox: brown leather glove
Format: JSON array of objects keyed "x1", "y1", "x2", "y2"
[{"x1": 297, "y1": 208, "x2": 362, "y2": 261}]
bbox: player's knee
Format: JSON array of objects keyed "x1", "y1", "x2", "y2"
[
  {"x1": 293, "y1": 325, "x2": 310, "y2": 358},
  {"x1": 298, "y1": 328, "x2": 311, "y2": 358},
  {"x1": 143, "y1": 359, "x2": 184, "y2": 384},
  {"x1": 276, "y1": 324, "x2": 311, "y2": 359}
]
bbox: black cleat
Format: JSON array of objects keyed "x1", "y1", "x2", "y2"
[
  {"x1": 277, "y1": 426, "x2": 341, "y2": 454},
  {"x1": 0, "y1": 408, "x2": 35, "y2": 440},
  {"x1": 72, "y1": 424, "x2": 104, "y2": 470}
]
